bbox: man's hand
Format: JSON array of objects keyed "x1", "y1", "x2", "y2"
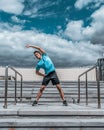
[
  {"x1": 25, "y1": 44, "x2": 31, "y2": 48},
  {"x1": 36, "y1": 70, "x2": 46, "y2": 77}
]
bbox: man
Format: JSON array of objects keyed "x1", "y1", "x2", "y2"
[{"x1": 26, "y1": 44, "x2": 68, "y2": 106}]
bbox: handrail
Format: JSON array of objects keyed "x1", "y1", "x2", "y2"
[
  {"x1": 78, "y1": 65, "x2": 97, "y2": 78},
  {"x1": 3, "y1": 66, "x2": 23, "y2": 109},
  {"x1": 77, "y1": 64, "x2": 101, "y2": 109}
]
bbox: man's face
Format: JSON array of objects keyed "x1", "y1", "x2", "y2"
[{"x1": 34, "y1": 52, "x2": 41, "y2": 59}]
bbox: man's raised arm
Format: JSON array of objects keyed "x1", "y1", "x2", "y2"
[{"x1": 26, "y1": 44, "x2": 45, "y2": 54}]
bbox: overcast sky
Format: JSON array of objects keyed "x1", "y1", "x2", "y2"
[{"x1": 0, "y1": 0, "x2": 104, "y2": 68}]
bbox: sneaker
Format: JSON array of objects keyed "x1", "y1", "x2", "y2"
[
  {"x1": 32, "y1": 100, "x2": 38, "y2": 106},
  {"x1": 63, "y1": 100, "x2": 68, "y2": 106}
]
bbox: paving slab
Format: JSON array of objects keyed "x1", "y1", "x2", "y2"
[
  {"x1": 1, "y1": 118, "x2": 104, "y2": 127},
  {"x1": 0, "y1": 103, "x2": 104, "y2": 116}
]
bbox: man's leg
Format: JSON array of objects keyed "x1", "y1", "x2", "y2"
[
  {"x1": 56, "y1": 84, "x2": 65, "y2": 101},
  {"x1": 36, "y1": 85, "x2": 46, "y2": 101},
  {"x1": 56, "y1": 84, "x2": 68, "y2": 106},
  {"x1": 32, "y1": 85, "x2": 46, "y2": 106}
]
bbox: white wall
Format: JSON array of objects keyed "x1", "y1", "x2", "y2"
[{"x1": 0, "y1": 67, "x2": 96, "y2": 81}]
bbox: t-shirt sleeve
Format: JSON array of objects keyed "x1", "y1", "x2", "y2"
[
  {"x1": 36, "y1": 64, "x2": 40, "y2": 71},
  {"x1": 42, "y1": 53, "x2": 47, "y2": 57}
]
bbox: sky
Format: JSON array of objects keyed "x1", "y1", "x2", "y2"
[{"x1": 0, "y1": 0, "x2": 104, "y2": 68}]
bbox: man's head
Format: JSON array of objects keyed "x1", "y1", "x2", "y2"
[{"x1": 34, "y1": 51, "x2": 42, "y2": 59}]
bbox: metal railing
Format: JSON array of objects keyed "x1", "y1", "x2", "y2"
[
  {"x1": 77, "y1": 65, "x2": 101, "y2": 108},
  {"x1": 3, "y1": 66, "x2": 23, "y2": 109}
]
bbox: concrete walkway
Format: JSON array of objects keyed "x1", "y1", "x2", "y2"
[
  {"x1": 0, "y1": 103, "x2": 104, "y2": 116},
  {"x1": 0, "y1": 103, "x2": 104, "y2": 128}
]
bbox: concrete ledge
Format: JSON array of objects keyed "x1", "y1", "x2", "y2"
[
  {"x1": 1, "y1": 104, "x2": 104, "y2": 116},
  {"x1": 2, "y1": 110, "x2": 104, "y2": 116},
  {"x1": 0, "y1": 103, "x2": 104, "y2": 128},
  {"x1": 0, "y1": 109, "x2": 18, "y2": 116},
  {"x1": 18, "y1": 109, "x2": 104, "y2": 116},
  {"x1": 0, "y1": 118, "x2": 104, "y2": 127}
]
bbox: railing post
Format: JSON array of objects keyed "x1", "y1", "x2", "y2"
[
  {"x1": 85, "y1": 73, "x2": 88, "y2": 105},
  {"x1": 4, "y1": 66, "x2": 8, "y2": 109},
  {"x1": 15, "y1": 72, "x2": 17, "y2": 105},
  {"x1": 3, "y1": 66, "x2": 23, "y2": 108},
  {"x1": 20, "y1": 77, "x2": 23, "y2": 102},
  {"x1": 96, "y1": 66, "x2": 101, "y2": 108},
  {"x1": 77, "y1": 77, "x2": 80, "y2": 103}
]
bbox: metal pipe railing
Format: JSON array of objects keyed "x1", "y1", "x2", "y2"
[
  {"x1": 3, "y1": 66, "x2": 23, "y2": 109},
  {"x1": 77, "y1": 65, "x2": 101, "y2": 109}
]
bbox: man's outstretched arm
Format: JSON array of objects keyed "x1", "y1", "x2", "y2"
[{"x1": 26, "y1": 44, "x2": 45, "y2": 54}]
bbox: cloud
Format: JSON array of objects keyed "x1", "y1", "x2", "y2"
[
  {"x1": 75, "y1": 0, "x2": 91, "y2": 9},
  {"x1": 90, "y1": 6, "x2": 104, "y2": 45},
  {"x1": 0, "y1": 0, "x2": 24, "y2": 15},
  {"x1": 0, "y1": 1, "x2": 104, "y2": 67},
  {"x1": 64, "y1": 20, "x2": 94, "y2": 41},
  {"x1": 75, "y1": 0, "x2": 104, "y2": 9},
  {"x1": 64, "y1": 20, "x2": 84, "y2": 41},
  {"x1": 0, "y1": 22, "x2": 23, "y2": 31},
  {"x1": 64, "y1": 5, "x2": 104, "y2": 46},
  {"x1": 11, "y1": 16, "x2": 26, "y2": 24},
  {"x1": 0, "y1": 23, "x2": 103, "y2": 67},
  {"x1": 23, "y1": 0, "x2": 61, "y2": 18}
]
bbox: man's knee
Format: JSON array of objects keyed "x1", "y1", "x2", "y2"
[{"x1": 40, "y1": 86, "x2": 46, "y2": 93}]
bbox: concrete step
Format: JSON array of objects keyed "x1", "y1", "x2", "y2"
[
  {"x1": 0, "y1": 80, "x2": 104, "y2": 129},
  {"x1": 1, "y1": 117, "x2": 104, "y2": 128},
  {"x1": 0, "y1": 84, "x2": 104, "y2": 89},
  {"x1": 0, "y1": 89, "x2": 103, "y2": 94},
  {"x1": 0, "y1": 128, "x2": 103, "y2": 130},
  {"x1": 0, "y1": 80, "x2": 102, "y2": 83},
  {"x1": 0, "y1": 91, "x2": 102, "y2": 95},
  {"x1": 0, "y1": 81, "x2": 104, "y2": 85},
  {"x1": 0, "y1": 98, "x2": 103, "y2": 103},
  {"x1": 0, "y1": 103, "x2": 104, "y2": 128},
  {"x1": 1, "y1": 87, "x2": 104, "y2": 90},
  {"x1": 1, "y1": 92, "x2": 103, "y2": 97},
  {"x1": 0, "y1": 103, "x2": 104, "y2": 116},
  {"x1": 0, "y1": 91, "x2": 103, "y2": 95},
  {"x1": 0, "y1": 93, "x2": 104, "y2": 98},
  {"x1": 0, "y1": 81, "x2": 104, "y2": 104}
]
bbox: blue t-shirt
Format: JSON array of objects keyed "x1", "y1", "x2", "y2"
[{"x1": 36, "y1": 53, "x2": 55, "y2": 75}]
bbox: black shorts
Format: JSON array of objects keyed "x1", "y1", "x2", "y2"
[{"x1": 42, "y1": 71, "x2": 60, "y2": 86}]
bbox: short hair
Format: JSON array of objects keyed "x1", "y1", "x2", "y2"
[{"x1": 34, "y1": 51, "x2": 41, "y2": 55}]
